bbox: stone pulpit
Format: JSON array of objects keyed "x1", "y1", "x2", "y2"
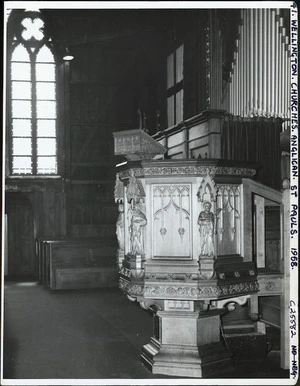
[{"x1": 113, "y1": 129, "x2": 259, "y2": 378}]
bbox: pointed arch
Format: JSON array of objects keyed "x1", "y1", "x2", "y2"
[{"x1": 8, "y1": 9, "x2": 58, "y2": 175}]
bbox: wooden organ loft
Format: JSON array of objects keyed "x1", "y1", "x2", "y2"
[{"x1": 4, "y1": 6, "x2": 291, "y2": 377}]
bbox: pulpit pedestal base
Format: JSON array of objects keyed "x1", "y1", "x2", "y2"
[
  {"x1": 141, "y1": 308, "x2": 233, "y2": 378},
  {"x1": 142, "y1": 338, "x2": 233, "y2": 378}
]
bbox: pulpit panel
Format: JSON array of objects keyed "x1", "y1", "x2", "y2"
[
  {"x1": 152, "y1": 184, "x2": 192, "y2": 259},
  {"x1": 216, "y1": 185, "x2": 241, "y2": 256}
]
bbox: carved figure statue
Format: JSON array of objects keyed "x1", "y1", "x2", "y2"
[
  {"x1": 116, "y1": 203, "x2": 125, "y2": 250},
  {"x1": 198, "y1": 201, "x2": 215, "y2": 256},
  {"x1": 128, "y1": 200, "x2": 147, "y2": 255}
]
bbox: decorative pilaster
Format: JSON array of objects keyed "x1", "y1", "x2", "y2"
[
  {"x1": 197, "y1": 171, "x2": 217, "y2": 280},
  {"x1": 114, "y1": 173, "x2": 125, "y2": 269}
]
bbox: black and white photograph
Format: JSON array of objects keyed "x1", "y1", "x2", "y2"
[{"x1": 1, "y1": 1, "x2": 298, "y2": 384}]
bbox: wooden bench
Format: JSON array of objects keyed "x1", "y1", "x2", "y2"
[{"x1": 37, "y1": 238, "x2": 118, "y2": 290}]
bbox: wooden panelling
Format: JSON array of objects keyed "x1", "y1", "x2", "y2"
[
  {"x1": 257, "y1": 274, "x2": 283, "y2": 296},
  {"x1": 6, "y1": 193, "x2": 35, "y2": 276},
  {"x1": 259, "y1": 296, "x2": 281, "y2": 329},
  {"x1": 71, "y1": 224, "x2": 116, "y2": 239},
  {"x1": 189, "y1": 122, "x2": 209, "y2": 140}
]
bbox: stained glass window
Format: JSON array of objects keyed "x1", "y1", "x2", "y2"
[{"x1": 9, "y1": 9, "x2": 57, "y2": 175}]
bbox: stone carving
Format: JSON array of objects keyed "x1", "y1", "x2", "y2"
[
  {"x1": 118, "y1": 166, "x2": 256, "y2": 180},
  {"x1": 266, "y1": 281, "x2": 275, "y2": 291},
  {"x1": 198, "y1": 202, "x2": 215, "y2": 257},
  {"x1": 197, "y1": 170, "x2": 217, "y2": 202},
  {"x1": 166, "y1": 300, "x2": 191, "y2": 310},
  {"x1": 119, "y1": 277, "x2": 144, "y2": 296},
  {"x1": 114, "y1": 173, "x2": 124, "y2": 203},
  {"x1": 126, "y1": 169, "x2": 145, "y2": 204},
  {"x1": 211, "y1": 295, "x2": 250, "y2": 310},
  {"x1": 219, "y1": 281, "x2": 259, "y2": 296},
  {"x1": 130, "y1": 253, "x2": 145, "y2": 279},
  {"x1": 216, "y1": 167, "x2": 256, "y2": 176},
  {"x1": 128, "y1": 200, "x2": 147, "y2": 255},
  {"x1": 116, "y1": 202, "x2": 125, "y2": 268},
  {"x1": 160, "y1": 227, "x2": 167, "y2": 236},
  {"x1": 115, "y1": 173, "x2": 125, "y2": 268},
  {"x1": 125, "y1": 169, "x2": 147, "y2": 256},
  {"x1": 144, "y1": 272, "x2": 199, "y2": 281},
  {"x1": 120, "y1": 266, "x2": 131, "y2": 278},
  {"x1": 197, "y1": 172, "x2": 217, "y2": 280},
  {"x1": 144, "y1": 281, "x2": 259, "y2": 299},
  {"x1": 153, "y1": 184, "x2": 190, "y2": 257},
  {"x1": 116, "y1": 203, "x2": 125, "y2": 250},
  {"x1": 178, "y1": 227, "x2": 185, "y2": 238},
  {"x1": 113, "y1": 129, "x2": 166, "y2": 160}
]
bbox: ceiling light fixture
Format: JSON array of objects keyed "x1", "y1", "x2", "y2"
[{"x1": 63, "y1": 47, "x2": 74, "y2": 61}]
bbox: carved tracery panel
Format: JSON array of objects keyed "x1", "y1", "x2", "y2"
[
  {"x1": 216, "y1": 185, "x2": 241, "y2": 255},
  {"x1": 152, "y1": 184, "x2": 191, "y2": 259}
]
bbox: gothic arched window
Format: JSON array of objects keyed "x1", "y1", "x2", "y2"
[{"x1": 9, "y1": 9, "x2": 57, "y2": 175}]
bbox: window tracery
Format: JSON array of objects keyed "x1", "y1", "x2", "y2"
[{"x1": 9, "y1": 9, "x2": 58, "y2": 175}]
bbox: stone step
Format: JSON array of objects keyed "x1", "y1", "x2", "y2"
[
  {"x1": 222, "y1": 332, "x2": 269, "y2": 360},
  {"x1": 223, "y1": 322, "x2": 256, "y2": 335}
]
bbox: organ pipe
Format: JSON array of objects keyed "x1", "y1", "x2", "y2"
[
  {"x1": 208, "y1": 12, "x2": 223, "y2": 109},
  {"x1": 249, "y1": 9, "x2": 254, "y2": 116},
  {"x1": 267, "y1": 10, "x2": 272, "y2": 114},
  {"x1": 273, "y1": 11, "x2": 278, "y2": 115},
  {"x1": 263, "y1": 9, "x2": 267, "y2": 114},
  {"x1": 270, "y1": 10, "x2": 276, "y2": 115},
  {"x1": 236, "y1": 40, "x2": 240, "y2": 116},
  {"x1": 253, "y1": 8, "x2": 257, "y2": 115},
  {"x1": 258, "y1": 9, "x2": 263, "y2": 115},
  {"x1": 278, "y1": 18, "x2": 283, "y2": 116},
  {"x1": 241, "y1": 14, "x2": 245, "y2": 116},
  {"x1": 253, "y1": 9, "x2": 258, "y2": 115},
  {"x1": 222, "y1": 8, "x2": 290, "y2": 129},
  {"x1": 282, "y1": 26, "x2": 287, "y2": 119},
  {"x1": 286, "y1": 35, "x2": 290, "y2": 120},
  {"x1": 245, "y1": 9, "x2": 250, "y2": 117}
]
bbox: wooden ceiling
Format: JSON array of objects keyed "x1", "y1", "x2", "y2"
[{"x1": 42, "y1": 9, "x2": 180, "y2": 47}]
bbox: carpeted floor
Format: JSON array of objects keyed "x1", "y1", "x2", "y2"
[{"x1": 2, "y1": 279, "x2": 290, "y2": 382}]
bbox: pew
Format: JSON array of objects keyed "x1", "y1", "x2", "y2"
[{"x1": 37, "y1": 238, "x2": 118, "y2": 290}]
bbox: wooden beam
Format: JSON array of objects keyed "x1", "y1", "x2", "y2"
[
  {"x1": 70, "y1": 180, "x2": 115, "y2": 185},
  {"x1": 71, "y1": 161, "x2": 117, "y2": 167},
  {"x1": 254, "y1": 194, "x2": 265, "y2": 269}
]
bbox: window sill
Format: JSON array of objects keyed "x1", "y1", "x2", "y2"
[{"x1": 7, "y1": 175, "x2": 62, "y2": 179}]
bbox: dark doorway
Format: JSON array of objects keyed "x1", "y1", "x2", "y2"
[{"x1": 5, "y1": 193, "x2": 36, "y2": 278}]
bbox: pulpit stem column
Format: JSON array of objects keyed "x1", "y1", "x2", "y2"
[{"x1": 142, "y1": 303, "x2": 232, "y2": 377}]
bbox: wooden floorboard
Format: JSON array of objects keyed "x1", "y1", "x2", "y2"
[{"x1": 2, "y1": 279, "x2": 290, "y2": 381}]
